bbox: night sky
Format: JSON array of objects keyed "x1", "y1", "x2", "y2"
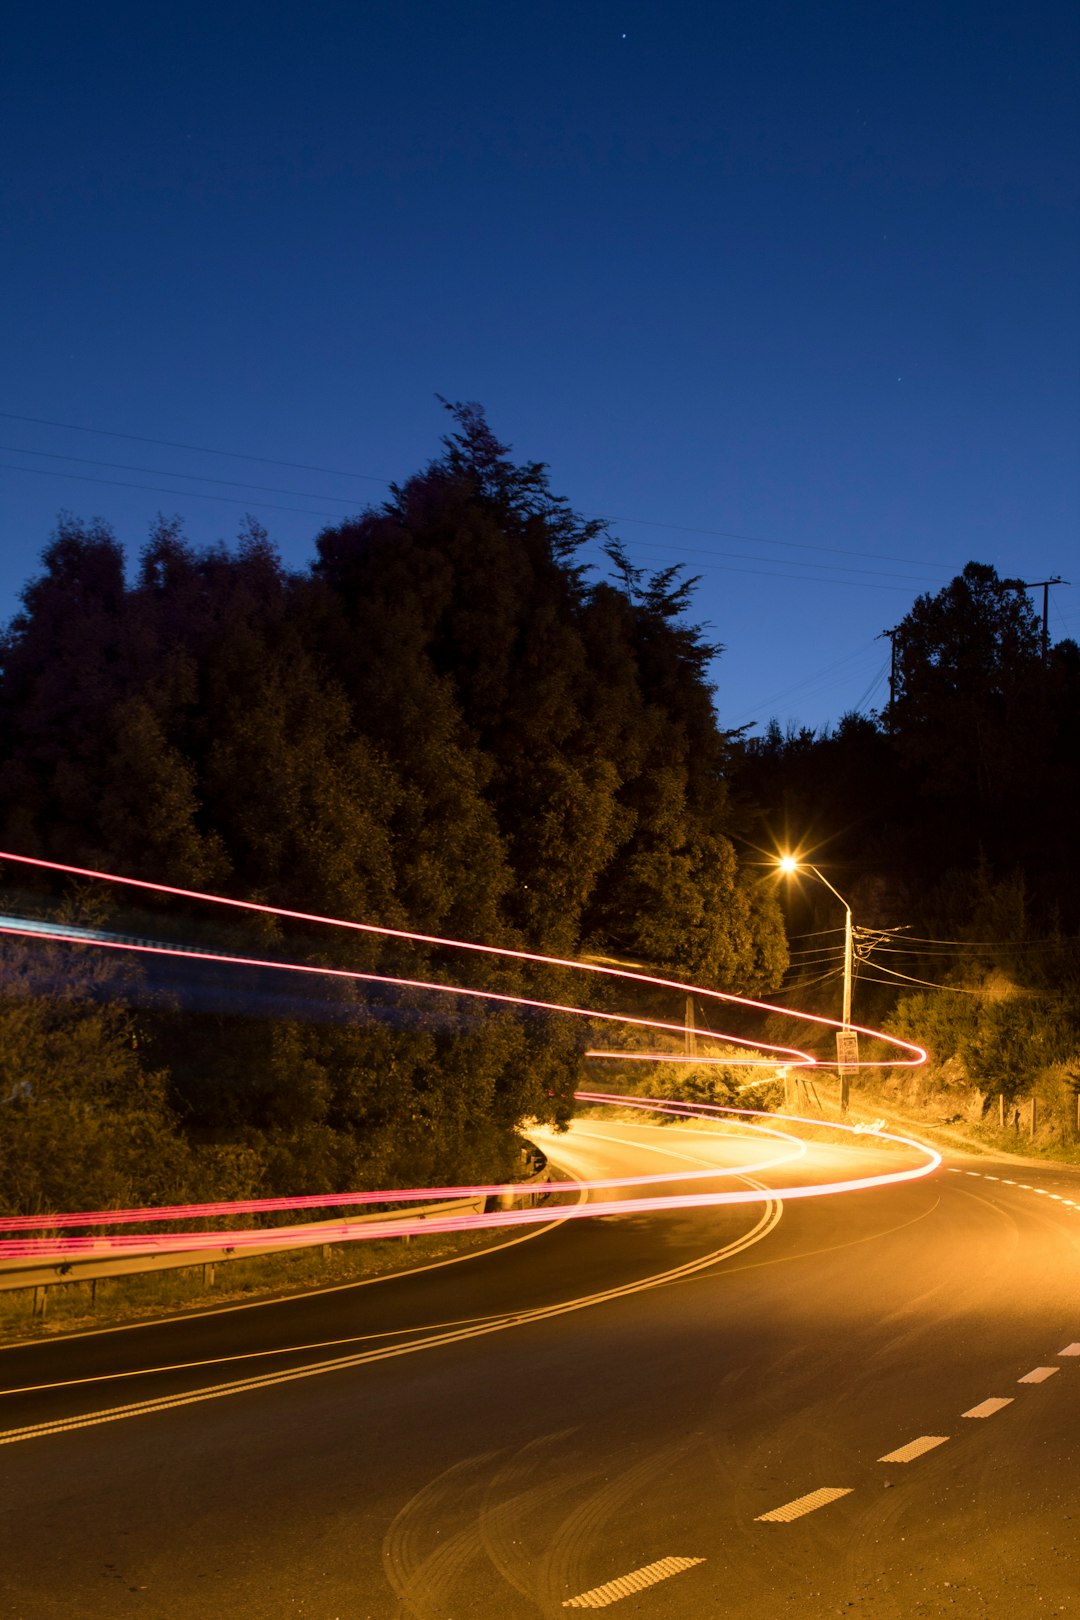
[{"x1": 3, "y1": 1, "x2": 1076, "y2": 733}]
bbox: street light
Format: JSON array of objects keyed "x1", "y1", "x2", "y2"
[{"x1": 778, "y1": 855, "x2": 856, "y2": 1110}]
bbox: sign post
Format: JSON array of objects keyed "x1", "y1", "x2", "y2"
[{"x1": 836, "y1": 1030, "x2": 859, "y2": 1114}]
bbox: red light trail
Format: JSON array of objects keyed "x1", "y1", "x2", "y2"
[
  {"x1": 0, "y1": 847, "x2": 926, "y2": 1067},
  {"x1": 0, "y1": 1116, "x2": 807, "y2": 1233},
  {"x1": 0, "y1": 850, "x2": 934, "y2": 1264},
  {"x1": 0, "y1": 1095, "x2": 940, "y2": 1261},
  {"x1": 0, "y1": 915, "x2": 814, "y2": 1066}
]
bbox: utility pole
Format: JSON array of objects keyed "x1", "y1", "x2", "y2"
[
  {"x1": 839, "y1": 900, "x2": 854, "y2": 1114},
  {"x1": 1005, "y1": 576, "x2": 1068, "y2": 665},
  {"x1": 684, "y1": 994, "x2": 697, "y2": 1058},
  {"x1": 880, "y1": 628, "x2": 900, "y2": 729}
]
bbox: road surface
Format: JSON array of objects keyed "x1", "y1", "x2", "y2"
[{"x1": 1, "y1": 1114, "x2": 1079, "y2": 1617}]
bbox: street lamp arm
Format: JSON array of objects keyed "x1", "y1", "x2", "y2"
[{"x1": 804, "y1": 863, "x2": 852, "y2": 916}]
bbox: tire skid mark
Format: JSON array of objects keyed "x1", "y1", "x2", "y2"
[
  {"x1": 382, "y1": 1449, "x2": 500, "y2": 1620},
  {"x1": 391, "y1": 1517, "x2": 486, "y2": 1620},
  {"x1": 382, "y1": 1430, "x2": 602, "y2": 1618},
  {"x1": 479, "y1": 1429, "x2": 592, "y2": 1604},
  {"x1": 537, "y1": 1437, "x2": 700, "y2": 1617}
]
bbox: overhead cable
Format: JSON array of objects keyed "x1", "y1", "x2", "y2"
[
  {"x1": 856, "y1": 960, "x2": 984, "y2": 994},
  {"x1": 0, "y1": 408, "x2": 954, "y2": 579},
  {"x1": 0, "y1": 411, "x2": 389, "y2": 483},
  {"x1": 0, "y1": 461, "x2": 348, "y2": 521}
]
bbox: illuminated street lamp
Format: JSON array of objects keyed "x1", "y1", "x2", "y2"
[{"x1": 778, "y1": 855, "x2": 856, "y2": 1110}]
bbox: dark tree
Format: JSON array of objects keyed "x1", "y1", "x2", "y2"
[
  {"x1": 892, "y1": 562, "x2": 1047, "y2": 814},
  {"x1": 0, "y1": 408, "x2": 790, "y2": 1213}
]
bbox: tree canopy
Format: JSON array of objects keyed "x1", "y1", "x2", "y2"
[
  {"x1": 737, "y1": 561, "x2": 1080, "y2": 1120},
  {"x1": 0, "y1": 405, "x2": 787, "y2": 1214}
]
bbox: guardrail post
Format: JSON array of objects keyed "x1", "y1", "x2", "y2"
[
  {"x1": 998, "y1": 1093, "x2": 1005, "y2": 1129},
  {"x1": 202, "y1": 1263, "x2": 215, "y2": 1288},
  {"x1": 33, "y1": 1286, "x2": 47, "y2": 1318},
  {"x1": 1030, "y1": 1095, "x2": 1037, "y2": 1135}
]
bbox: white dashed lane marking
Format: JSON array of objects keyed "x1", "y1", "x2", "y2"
[
  {"x1": 878, "y1": 1435, "x2": 950, "y2": 1463},
  {"x1": 948, "y1": 1168, "x2": 1080, "y2": 1213},
  {"x1": 746, "y1": 1171, "x2": 1079, "y2": 1545},
  {"x1": 963, "y1": 1397, "x2": 1013, "y2": 1418},
  {"x1": 562, "y1": 1557, "x2": 705, "y2": 1608},
  {"x1": 756, "y1": 1487, "x2": 853, "y2": 1523}
]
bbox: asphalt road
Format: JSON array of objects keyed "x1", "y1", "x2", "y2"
[{"x1": 2, "y1": 1116, "x2": 1079, "y2": 1619}]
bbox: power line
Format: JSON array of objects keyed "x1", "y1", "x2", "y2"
[
  {"x1": 849, "y1": 660, "x2": 890, "y2": 713},
  {"x1": 605, "y1": 535, "x2": 944, "y2": 585},
  {"x1": 855, "y1": 964, "x2": 983, "y2": 995},
  {"x1": 0, "y1": 411, "x2": 389, "y2": 484},
  {"x1": 0, "y1": 407, "x2": 956, "y2": 585},
  {"x1": 0, "y1": 461, "x2": 348, "y2": 521},
  {"x1": 882, "y1": 932, "x2": 1078, "y2": 950},
  {"x1": 606, "y1": 513, "x2": 941, "y2": 571},
  {"x1": 864, "y1": 943, "x2": 993, "y2": 958},
  {"x1": 1, "y1": 459, "x2": 940, "y2": 599},
  {"x1": 728, "y1": 641, "x2": 884, "y2": 723},
  {"x1": 769, "y1": 966, "x2": 846, "y2": 995},
  {"x1": 0, "y1": 444, "x2": 360, "y2": 508},
  {"x1": 1, "y1": 449, "x2": 949, "y2": 598},
  {"x1": 622, "y1": 549, "x2": 938, "y2": 592},
  {"x1": 786, "y1": 933, "x2": 854, "y2": 946}
]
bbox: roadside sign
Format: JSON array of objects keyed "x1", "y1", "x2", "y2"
[{"x1": 836, "y1": 1030, "x2": 859, "y2": 1073}]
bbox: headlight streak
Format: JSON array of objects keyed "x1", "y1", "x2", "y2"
[
  {"x1": 0, "y1": 850, "x2": 935, "y2": 1265},
  {"x1": 0, "y1": 1120, "x2": 806, "y2": 1234},
  {"x1": 0, "y1": 847, "x2": 927, "y2": 1067},
  {"x1": 0, "y1": 917, "x2": 814, "y2": 1068}
]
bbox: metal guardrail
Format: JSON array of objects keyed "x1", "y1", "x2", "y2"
[
  {"x1": 0, "y1": 1150, "x2": 550, "y2": 1313},
  {"x1": 0, "y1": 1194, "x2": 490, "y2": 1294}
]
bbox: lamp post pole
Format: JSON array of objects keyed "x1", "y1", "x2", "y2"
[
  {"x1": 779, "y1": 858, "x2": 855, "y2": 1112},
  {"x1": 806, "y1": 864, "x2": 853, "y2": 1034}
]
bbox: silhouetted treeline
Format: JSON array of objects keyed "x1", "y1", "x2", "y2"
[
  {"x1": 0, "y1": 406, "x2": 788, "y2": 1214},
  {"x1": 738, "y1": 561, "x2": 1080, "y2": 1108}
]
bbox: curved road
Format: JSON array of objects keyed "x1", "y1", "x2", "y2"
[{"x1": 1, "y1": 1116, "x2": 1079, "y2": 1617}]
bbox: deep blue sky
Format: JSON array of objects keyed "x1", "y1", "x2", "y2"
[{"x1": 2, "y1": 1, "x2": 1077, "y2": 733}]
